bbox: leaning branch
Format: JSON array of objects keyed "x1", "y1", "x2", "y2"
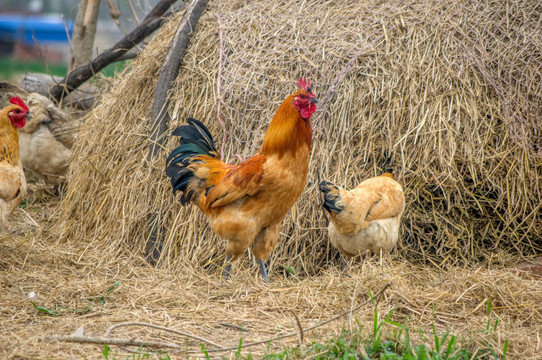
[
  {"x1": 49, "y1": 0, "x2": 183, "y2": 102},
  {"x1": 145, "y1": 0, "x2": 209, "y2": 264},
  {"x1": 147, "y1": 0, "x2": 210, "y2": 159}
]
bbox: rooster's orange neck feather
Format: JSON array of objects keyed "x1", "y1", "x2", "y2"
[{"x1": 260, "y1": 95, "x2": 312, "y2": 156}]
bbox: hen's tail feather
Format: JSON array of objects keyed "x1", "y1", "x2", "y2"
[
  {"x1": 318, "y1": 180, "x2": 343, "y2": 213},
  {"x1": 165, "y1": 118, "x2": 219, "y2": 205}
]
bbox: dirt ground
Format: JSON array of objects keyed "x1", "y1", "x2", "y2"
[{"x1": 1, "y1": 184, "x2": 541, "y2": 360}]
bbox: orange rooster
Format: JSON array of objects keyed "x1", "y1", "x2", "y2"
[
  {"x1": 0, "y1": 97, "x2": 30, "y2": 228},
  {"x1": 166, "y1": 78, "x2": 318, "y2": 282},
  {"x1": 319, "y1": 173, "x2": 405, "y2": 258}
]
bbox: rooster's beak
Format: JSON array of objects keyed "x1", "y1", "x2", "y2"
[
  {"x1": 310, "y1": 98, "x2": 318, "y2": 104},
  {"x1": 26, "y1": 111, "x2": 33, "y2": 119}
]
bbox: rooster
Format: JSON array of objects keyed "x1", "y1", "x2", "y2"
[
  {"x1": 166, "y1": 78, "x2": 317, "y2": 282},
  {"x1": 319, "y1": 173, "x2": 405, "y2": 258},
  {"x1": 0, "y1": 97, "x2": 31, "y2": 228}
]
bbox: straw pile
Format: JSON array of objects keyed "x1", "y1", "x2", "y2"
[{"x1": 55, "y1": 0, "x2": 542, "y2": 273}]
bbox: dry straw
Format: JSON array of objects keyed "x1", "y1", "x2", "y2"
[
  {"x1": 2, "y1": 233, "x2": 542, "y2": 358},
  {"x1": 54, "y1": 0, "x2": 542, "y2": 275},
  {"x1": 0, "y1": 228, "x2": 542, "y2": 360}
]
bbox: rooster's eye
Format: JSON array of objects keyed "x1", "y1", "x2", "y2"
[
  {"x1": 300, "y1": 94, "x2": 307, "y2": 99},
  {"x1": 15, "y1": 109, "x2": 20, "y2": 113}
]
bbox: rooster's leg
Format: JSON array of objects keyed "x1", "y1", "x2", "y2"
[
  {"x1": 222, "y1": 256, "x2": 232, "y2": 281},
  {"x1": 257, "y1": 259, "x2": 269, "y2": 283}
]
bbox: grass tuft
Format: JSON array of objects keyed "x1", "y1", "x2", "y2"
[{"x1": 254, "y1": 304, "x2": 508, "y2": 360}]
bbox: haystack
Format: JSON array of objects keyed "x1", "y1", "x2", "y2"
[{"x1": 55, "y1": 0, "x2": 542, "y2": 274}]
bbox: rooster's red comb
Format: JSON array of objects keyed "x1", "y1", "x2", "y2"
[
  {"x1": 296, "y1": 77, "x2": 312, "y2": 91},
  {"x1": 9, "y1": 96, "x2": 29, "y2": 112}
]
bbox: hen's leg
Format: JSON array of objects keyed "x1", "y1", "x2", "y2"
[
  {"x1": 257, "y1": 259, "x2": 269, "y2": 283},
  {"x1": 222, "y1": 256, "x2": 232, "y2": 281}
]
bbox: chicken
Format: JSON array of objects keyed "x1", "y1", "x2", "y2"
[
  {"x1": 0, "y1": 97, "x2": 31, "y2": 228},
  {"x1": 166, "y1": 78, "x2": 318, "y2": 282},
  {"x1": 17, "y1": 92, "x2": 75, "y2": 184},
  {"x1": 0, "y1": 82, "x2": 75, "y2": 184},
  {"x1": 319, "y1": 173, "x2": 405, "y2": 258}
]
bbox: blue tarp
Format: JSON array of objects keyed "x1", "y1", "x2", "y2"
[{"x1": 0, "y1": 14, "x2": 73, "y2": 45}]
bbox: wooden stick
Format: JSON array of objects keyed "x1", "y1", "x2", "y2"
[
  {"x1": 45, "y1": 335, "x2": 185, "y2": 350},
  {"x1": 291, "y1": 310, "x2": 304, "y2": 350},
  {"x1": 145, "y1": 0, "x2": 209, "y2": 264},
  {"x1": 104, "y1": 321, "x2": 225, "y2": 349},
  {"x1": 147, "y1": 0, "x2": 210, "y2": 160}
]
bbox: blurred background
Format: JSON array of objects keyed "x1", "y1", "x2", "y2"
[{"x1": 0, "y1": 0, "x2": 159, "y2": 81}]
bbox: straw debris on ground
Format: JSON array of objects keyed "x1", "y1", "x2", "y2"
[
  {"x1": 1, "y1": 226, "x2": 541, "y2": 358},
  {"x1": 1, "y1": 0, "x2": 541, "y2": 358}
]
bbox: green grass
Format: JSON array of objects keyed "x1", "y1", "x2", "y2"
[
  {"x1": 31, "y1": 281, "x2": 121, "y2": 317},
  {"x1": 103, "y1": 344, "x2": 172, "y2": 360},
  {"x1": 0, "y1": 58, "x2": 68, "y2": 80},
  {"x1": 253, "y1": 300, "x2": 508, "y2": 360},
  {"x1": 0, "y1": 58, "x2": 128, "y2": 81}
]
